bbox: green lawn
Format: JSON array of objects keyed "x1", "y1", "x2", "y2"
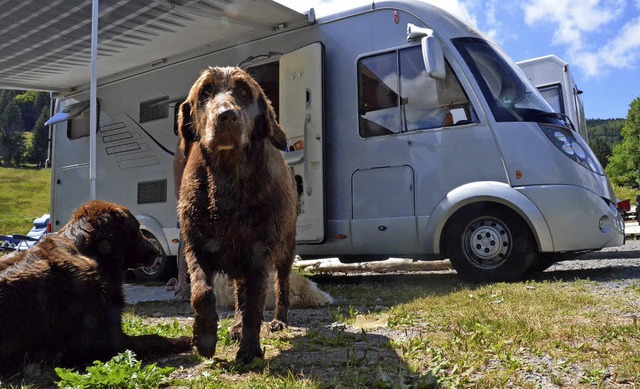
[
  {"x1": 614, "y1": 184, "x2": 639, "y2": 203},
  {"x1": 0, "y1": 167, "x2": 51, "y2": 235}
]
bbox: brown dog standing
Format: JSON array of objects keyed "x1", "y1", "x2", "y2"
[
  {"x1": 0, "y1": 200, "x2": 191, "y2": 373},
  {"x1": 177, "y1": 67, "x2": 297, "y2": 363}
]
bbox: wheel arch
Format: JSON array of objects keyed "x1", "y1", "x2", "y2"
[
  {"x1": 135, "y1": 213, "x2": 170, "y2": 256},
  {"x1": 424, "y1": 181, "x2": 553, "y2": 255}
]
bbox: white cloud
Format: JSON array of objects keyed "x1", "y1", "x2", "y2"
[
  {"x1": 417, "y1": 0, "x2": 479, "y2": 26},
  {"x1": 524, "y1": 0, "x2": 622, "y2": 47},
  {"x1": 522, "y1": 0, "x2": 639, "y2": 77},
  {"x1": 275, "y1": 0, "x2": 478, "y2": 24},
  {"x1": 590, "y1": 16, "x2": 640, "y2": 71},
  {"x1": 274, "y1": 0, "x2": 370, "y2": 17}
]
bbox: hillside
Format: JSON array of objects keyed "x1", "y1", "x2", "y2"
[
  {"x1": 587, "y1": 118, "x2": 625, "y2": 168},
  {"x1": 587, "y1": 118, "x2": 625, "y2": 144}
]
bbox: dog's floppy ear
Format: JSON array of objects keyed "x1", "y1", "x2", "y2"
[
  {"x1": 257, "y1": 93, "x2": 288, "y2": 152},
  {"x1": 60, "y1": 216, "x2": 94, "y2": 253},
  {"x1": 177, "y1": 101, "x2": 196, "y2": 159}
]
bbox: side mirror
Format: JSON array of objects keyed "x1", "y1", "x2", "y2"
[{"x1": 421, "y1": 35, "x2": 446, "y2": 80}]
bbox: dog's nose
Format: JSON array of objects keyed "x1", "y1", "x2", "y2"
[{"x1": 217, "y1": 108, "x2": 239, "y2": 124}]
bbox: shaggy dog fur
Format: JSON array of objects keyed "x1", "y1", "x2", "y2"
[
  {"x1": 177, "y1": 66, "x2": 298, "y2": 363},
  {"x1": 0, "y1": 200, "x2": 191, "y2": 373},
  {"x1": 213, "y1": 272, "x2": 333, "y2": 310}
]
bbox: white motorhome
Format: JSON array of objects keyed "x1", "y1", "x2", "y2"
[
  {"x1": 0, "y1": 1, "x2": 623, "y2": 282},
  {"x1": 517, "y1": 55, "x2": 588, "y2": 142}
]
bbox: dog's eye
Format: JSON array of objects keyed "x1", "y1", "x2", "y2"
[
  {"x1": 199, "y1": 84, "x2": 217, "y2": 101},
  {"x1": 237, "y1": 87, "x2": 250, "y2": 98},
  {"x1": 235, "y1": 85, "x2": 252, "y2": 102}
]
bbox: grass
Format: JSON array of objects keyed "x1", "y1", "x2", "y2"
[
  {"x1": 55, "y1": 350, "x2": 175, "y2": 389},
  {"x1": 1, "y1": 274, "x2": 639, "y2": 388},
  {"x1": 0, "y1": 167, "x2": 50, "y2": 235},
  {"x1": 613, "y1": 183, "x2": 639, "y2": 203}
]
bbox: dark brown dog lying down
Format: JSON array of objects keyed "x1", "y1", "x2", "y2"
[{"x1": 0, "y1": 200, "x2": 191, "y2": 373}]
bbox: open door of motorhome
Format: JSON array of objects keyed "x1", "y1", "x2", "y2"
[
  {"x1": 280, "y1": 42, "x2": 325, "y2": 243},
  {"x1": 48, "y1": 99, "x2": 93, "y2": 231}
]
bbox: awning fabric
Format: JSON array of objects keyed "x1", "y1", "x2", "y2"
[{"x1": 0, "y1": 0, "x2": 310, "y2": 94}]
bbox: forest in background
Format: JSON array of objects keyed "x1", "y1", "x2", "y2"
[
  {"x1": 0, "y1": 90, "x2": 50, "y2": 167},
  {"x1": 587, "y1": 118, "x2": 625, "y2": 170}
]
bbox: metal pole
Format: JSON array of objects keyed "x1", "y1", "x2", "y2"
[{"x1": 89, "y1": 0, "x2": 99, "y2": 199}]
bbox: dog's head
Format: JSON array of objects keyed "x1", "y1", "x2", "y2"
[
  {"x1": 177, "y1": 66, "x2": 288, "y2": 160},
  {"x1": 60, "y1": 200, "x2": 159, "y2": 270}
]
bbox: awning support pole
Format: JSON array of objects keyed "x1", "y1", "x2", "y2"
[{"x1": 89, "y1": 0, "x2": 98, "y2": 200}]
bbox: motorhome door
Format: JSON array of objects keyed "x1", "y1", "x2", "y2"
[
  {"x1": 280, "y1": 42, "x2": 325, "y2": 243},
  {"x1": 49, "y1": 100, "x2": 92, "y2": 231}
]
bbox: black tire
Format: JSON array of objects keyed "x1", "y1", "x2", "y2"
[
  {"x1": 133, "y1": 233, "x2": 176, "y2": 283},
  {"x1": 444, "y1": 205, "x2": 537, "y2": 282}
]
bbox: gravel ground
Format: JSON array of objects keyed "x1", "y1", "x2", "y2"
[{"x1": 545, "y1": 237, "x2": 640, "y2": 282}]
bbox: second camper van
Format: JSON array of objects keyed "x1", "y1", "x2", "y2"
[
  {"x1": 518, "y1": 55, "x2": 588, "y2": 142},
  {"x1": 44, "y1": 1, "x2": 623, "y2": 282}
]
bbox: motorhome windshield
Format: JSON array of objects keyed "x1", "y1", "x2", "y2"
[{"x1": 453, "y1": 38, "x2": 556, "y2": 124}]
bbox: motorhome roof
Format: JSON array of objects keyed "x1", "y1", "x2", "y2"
[
  {"x1": 517, "y1": 55, "x2": 567, "y2": 67},
  {"x1": 317, "y1": 1, "x2": 485, "y2": 42},
  {"x1": 0, "y1": 0, "x2": 310, "y2": 93}
]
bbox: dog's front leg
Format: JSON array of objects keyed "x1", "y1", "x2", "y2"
[
  {"x1": 188, "y1": 257, "x2": 218, "y2": 358},
  {"x1": 229, "y1": 278, "x2": 244, "y2": 340},
  {"x1": 269, "y1": 262, "x2": 291, "y2": 332},
  {"x1": 235, "y1": 268, "x2": 267, "y2": 363}
]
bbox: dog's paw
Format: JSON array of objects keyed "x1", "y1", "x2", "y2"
[
  {"x1": 268, "y1": 319, "x2": 288, "y2": 332},
  {"x1": 235, "y1": 345, "x2": 264, "y2": 364},
  {"x1": 229, "y1": 323, "x2": 242, "y2": 341},
  {"x1": 193, "y1": 332, "x2": 217, "y2": 358},
  {"x1": 173, "y1": 336, "x2": 193, "y2": 352}
]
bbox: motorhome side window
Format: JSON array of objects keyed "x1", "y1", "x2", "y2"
[
  {"x1": 358, "y1": 45, "x2": 474, "y2": 138},
  {"x1": 46, "y1": 100, "x2": 98, "y2": 140}
]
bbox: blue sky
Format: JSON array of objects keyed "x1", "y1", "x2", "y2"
[{"x1": 275, "y1": 0, "x2": 640, "y2": 119}]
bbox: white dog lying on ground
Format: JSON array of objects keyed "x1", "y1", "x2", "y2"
[{"x1": 214, "y1": 272, "x2": 333, "y2": 309}]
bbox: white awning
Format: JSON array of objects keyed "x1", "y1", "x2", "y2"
[{"x1": 0, "y1": 0, "x2": 311, "y2": 93}]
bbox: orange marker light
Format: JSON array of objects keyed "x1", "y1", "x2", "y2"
[{"x1": 515, "y1": 170, "x2": 523, "y2": 180}]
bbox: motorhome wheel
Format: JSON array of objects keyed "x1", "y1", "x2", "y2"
[
  {"x1": 445, "y1": 205, "x2": 536, "y2": 282},
  {"x1": 133, "y1": 232, "x2": 176, "y2": 282}
]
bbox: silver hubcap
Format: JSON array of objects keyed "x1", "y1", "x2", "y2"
[
  {"x1": 141, "y1": 256, "x2": 161, "y2": 274},
  {"x1": 465, "y1": 217, "x2": 511, "y2": 268},
  {"x1": 141, "y1": 238, "x2": 162, "y2": 275}
]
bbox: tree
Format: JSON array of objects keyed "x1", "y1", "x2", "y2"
[
  {"x1": 14, "y1": 90, "x2": 38, "y2": 130},
  {"x1": 29, "y1": 105, "x2": 50, "y2": 167},
  {"x1": 0, "y1": 100, "x2": 25, "y2": 166},
  {"x1": 0, "y1": 89, "x2": 18, "y2": 110},
  {"x1": 605, "y1": 97, "x2": 640, "y2": 186},
  {"x1": 589, "y1": 137, "x2": 612, "y2": 168},
  {"x1": 33, "y1": 92, "x2": 51, "y2": 119}
]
